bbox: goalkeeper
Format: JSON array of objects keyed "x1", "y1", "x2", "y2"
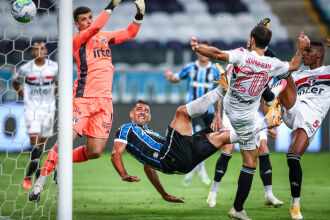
[{"x1": 29, "y1": 0, "x2": 145, "y2": 202}]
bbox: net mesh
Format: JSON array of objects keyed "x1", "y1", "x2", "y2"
[{"x1": 0, "y1": 0, "x2": 58, "y2": 219}]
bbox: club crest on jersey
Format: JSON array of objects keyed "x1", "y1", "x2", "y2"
[
  {"x1": 99, "y1": 38, "x2": 107, "y2": 46},
  {"x1": 307, "y1": 77, "x2": 317, "y2": 86}
]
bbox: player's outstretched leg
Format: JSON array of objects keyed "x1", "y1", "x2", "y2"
[
  {"x1": 197, "y1": 161, "x2": 211, "y2": 185},
  {"x1": 183, "y1": 168, "x2": 196, "y2": 187},
  {"x1": 23, "y1": 145, "x2": 43, "y2": 190},
  {"x1": 259, "y1": 152, "x2": 283, "y2": 207},
  {"x1": 207, "y1": 148, "x2": 232, "y2": 207}
]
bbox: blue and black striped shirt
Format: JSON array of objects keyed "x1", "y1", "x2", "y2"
[
  {"x1": 114, "y1": 123, "x2": 166, "y2": 172},
  {"x1": 178, "y1": 61, "x2": 219, "y2": 114}
]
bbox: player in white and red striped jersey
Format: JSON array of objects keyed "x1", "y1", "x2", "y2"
[
  {"x1": 191, "y1": 25, "x2": 310, "y2": 219},
  {"x1": 13, "y1": 42, "x2": 58, "y2": 190},
  {"x1": 279, "y1": 40, "x2": 330, "y2": 220}
]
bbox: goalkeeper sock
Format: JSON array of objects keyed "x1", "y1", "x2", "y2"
[
  {"x1": 26, "y1": 145, "x2": 43, "y2": 178},
  {"x1": 41, "y1": 144, "x2": 58, "y2": 176},
  {"x1": 214, "y1": 152, "x2": 232, "y2": 182},
  {"x1": 233, "y1": 165, "x2": 255, "y2": 212},
  {"x1": 73, "y1": 145, "x2": 89, "y2": 162},
  {"x1": 186, "y1": 86, "x2": 223, "y2": 118}
]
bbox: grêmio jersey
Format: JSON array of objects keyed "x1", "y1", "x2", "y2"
[
  {"x1": 14, "y1": 59, "x2": 58, "y2": 111},
  {"x1": 114, "y1": 123, "x2": 166, "y2": 172},
  {"x1": 224, "y1": 48, "x2": 290, "y2": 120},
  {"x1": 293, "y1": 65, "x2": 330, "y2": 118},
  {"x1": 73, "y1": 11, "x2": 140, "y2": 98}
]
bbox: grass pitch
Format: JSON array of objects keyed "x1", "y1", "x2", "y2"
[{"x1": 1, "y1": 152, "x2": 330, "y2": 219}]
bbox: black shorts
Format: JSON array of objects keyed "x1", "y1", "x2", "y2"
[
  {"x1": 160, "y1": 126, "x2": 218, "y2": 174},
  {"x1": 192, "y1": 112, "x2": 214, "y2": 133}
]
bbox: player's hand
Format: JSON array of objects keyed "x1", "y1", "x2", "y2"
[
  {"x1": 122, "y1": 174, "x2": 141, "y2": 182},
  {"x1": 297, "y1": 32, "x2": 310, "y2": 51},
  {"x1": 162, "y1": 194, "x2": 185, "y2": 203},
  {"x1": 211, "y1": 116, "x2": 222, "y2": 132},
  {"x1": 164, "y1": 69, "x2": 173, "y2": 80},
  {"x1": 135, "y1": 0, "x2": 145, "y2": 15},
  {"x1": 326, "y1": 38, "x2": 330, "y2": 48},
  {"x1": 104, "y1": 0, "x2": 121, "y2": 12},
  {"x1": 267, "y1": 128, "x2": 277, "y2": 139},
  {"x1": 190, "y1": 37, "x2": 199, "y2": 51}
]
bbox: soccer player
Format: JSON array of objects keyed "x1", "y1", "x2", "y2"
[
  {"x1": 206, "y1": 67, "x2": 283, "y2": 208},
  {"x1": 278, "y1": 40, "x2": 330, "y2": 219},
  {"x1": 29, "y1": 0, "x2": 145, "y2": 202},
  {"x1": 111, "y1": 91, "x2": 279, "y2": 203},
  {"x1": 13, "y1": 42, "x2": 58, "y2": 190},
  {"x1": 164, "y1": 40, "x2": 221, "y2": 186},
  {"x1": 190, "y1": 25, "x2": 310, "y2": 219}
]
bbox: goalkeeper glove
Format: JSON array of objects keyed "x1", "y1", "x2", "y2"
[
  {"x1": 105, "y1": 0, "x2": 121, "y2": 13},
  {"x1": 135, "y1": 0, "x2": 145, "y2": 21},
  {"x1": 259, "y1": 18, "x2": 271, "y2": 28}
]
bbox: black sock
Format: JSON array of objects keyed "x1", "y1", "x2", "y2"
[
  {"x1": 214, "y1": 152, "x2": 232, "y2": 182},
  {"x1": 233, "y1": 166, "x2": 256, "y2": 212},
  {"x1": 258, "y1": 153, "x2": 272, "y2": 186},
  {"x1": 262, "y1": 85, "x2": 275, "y2": 102},
  {"x1": 26, "y1": 146, "x2": 43, "y2": 178},
  {"x1": 287, "y1": 153, "x2": 302, "y2": 198}
]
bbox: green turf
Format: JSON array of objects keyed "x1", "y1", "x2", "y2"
[{"x1": 1, "y1": 152, "x2": 330, "y2": 219}]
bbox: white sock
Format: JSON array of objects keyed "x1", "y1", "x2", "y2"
[
  {"x1": 256, "y1": 116, "x2": 270, "y2": 132},
  {"x1": 264, "y1": 185, "x2": 273, "y2": 198},
  {"x1": 211, "y1": 181, "x2": 220, "y2": 193},
  {"x1": 291, "y1": 197, "x2": 300, "y2": 206},
  {"x1": 186, "y1": 86, "x2": 223, "y2": 118},
  {"x1": 185, "y1": 168, "x2": 196, "y2": 181},
  {"x1": 197, "y1": 162, "x2": 208, "y2": 179},
  {"x1": 38, "y1": 175, "x2": 47, "y2": 187}
]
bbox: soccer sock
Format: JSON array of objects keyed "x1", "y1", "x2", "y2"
[
  {"x1": 211, "y1": 181, "x2": 220, "y2": 193},
  {"x1": 258, "y1": 153, "x2": 273, "y2": 197},
  {"x1": 186, "y1": 86, "x2": 223, "y2": 118},
  {"x1": 233, "y1": 165, "x2": 256, "y2": 212},
  {"x1": 287, "y1": 153, "x2": 302, "y2": 206},
  {"x1": 256, "y1": 117, "x2": 270, "y2": 132},
  {"x1": 262, "y1": 85, "x2": 275, "y2": 102},
  {"x1": 41, "y1": 143, "x2": 58, "y2": 177},
  {"x1": 26, "y1": 146, "x2": 43, "y2": 178},
  {"x1": 214, "y1": 152, "x2": 232, "y2": 182},
  {"x1": 72, "y1": 145, "x2": 89, "y2": 163},
  {"x1": 38, "y1": 175, "x2": 47, "y2": 187},
  {"x1": 197, "y1": 161, "x2": 208, "y2": 180},
  {"x1": 185, "y1": 167, "x2": 196, "y2": 181}
]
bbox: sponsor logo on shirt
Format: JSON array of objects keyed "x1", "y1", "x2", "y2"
[
  {"x1": 297, "y1": 87, "x2": 324, "y2": 96},
  {"x1": 93, "y1": 47, "x2": 111, "y2": 58},
  {"x1": 231, "y1": 91, "x2": 254, "y2": 104},
  {"x1": 30, "y1": 88, "x2": 52, "y2": 95}
]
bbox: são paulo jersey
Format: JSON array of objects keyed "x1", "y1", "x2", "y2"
[
  {"x1": 293, "y1": 65, "x2": 330, "y2": 118},
  {"x1": 224, "y1": 48, "x2": 289, "y2": 119},
  {"x1": 14, "y1": 59, "x2": 58, "y2": 111}
]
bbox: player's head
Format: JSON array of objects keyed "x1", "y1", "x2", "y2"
[
  {"x1": 303, "y1": 41, "x2": 324, "y2": 66},
  {"x1": 130, "y1": 100, "x2": 151, "y2": 126},
  {"x1": 249, "y1": 24, "x2": 272, "y2": 50},
  {"x1": 30, "y1": 41, "x2": 48, "y2": 59},
  {"x1": 73, "y1": 6, "x2": 92, "y2": 31},
  {"x1": 196, "y1": 40, "x2": 212, "y2": 62}
]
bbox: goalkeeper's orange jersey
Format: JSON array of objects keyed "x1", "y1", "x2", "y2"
[{"x1": 73, "y1": 11, "x2": 140, "y2": 98}]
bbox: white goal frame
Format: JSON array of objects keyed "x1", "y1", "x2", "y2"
[{"x1": 58, "y1": 0, "x2": 73, "y2": 219}]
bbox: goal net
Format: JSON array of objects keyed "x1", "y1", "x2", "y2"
[{"x1": 0, "y1": 0, "x2": 59, "y2": 219}]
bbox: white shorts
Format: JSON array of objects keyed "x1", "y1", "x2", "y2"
[
  {"x1": 25, "y1": 109, "x2": 55, "y2": 137},
  {"x1": 281, "y1": 99, "x2": 322, "y2": 141}
]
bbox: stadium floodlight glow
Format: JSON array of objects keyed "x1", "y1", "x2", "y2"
[{"x1": 58, "y1": 0, "x2": 73, "y2": 219}]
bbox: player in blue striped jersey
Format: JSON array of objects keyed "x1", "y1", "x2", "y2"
[{"x1": 164, "y1": 40, "x2": 221, "y2": 186}]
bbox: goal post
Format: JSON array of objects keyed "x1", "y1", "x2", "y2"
[{"x1": 58, "y1": 0, "x2": 73, "y2": 219}]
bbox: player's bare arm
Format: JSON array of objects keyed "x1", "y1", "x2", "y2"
[
  {"x1": 191, "y1": 37, "x2": 229, "y2": 62},
  {"x1": 288, "y1": 32, "x2": 310, "y2": 72},
  {"x1": 164, "y1": 69, "x2": 180, "y2": 83},
  {"x1": 111, "y1": 141, "x2": 141, "y2": 182},
  {"x1": 13, "y1": 81, "x2": 24, "y2": 98},
  {"x1": 211, "y1": 100, "x2": 222, "y2": 132},
  {"x1": 143, "y1": 166, "x2": 184, "y2": 203}
]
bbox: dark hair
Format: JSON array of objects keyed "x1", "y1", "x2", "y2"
[
  {"x1": 250, "y1": 24, "x2": 272, "y2": 49},
  {"x1": 200, "y1": 40, "x2": 212, "y2": 46},
  {"x1": 133, "y1": 100, "x2": 150, "y2": 109},
  {"x1": 73, "y1": 6, "x2": 91, "y2": 22}
]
